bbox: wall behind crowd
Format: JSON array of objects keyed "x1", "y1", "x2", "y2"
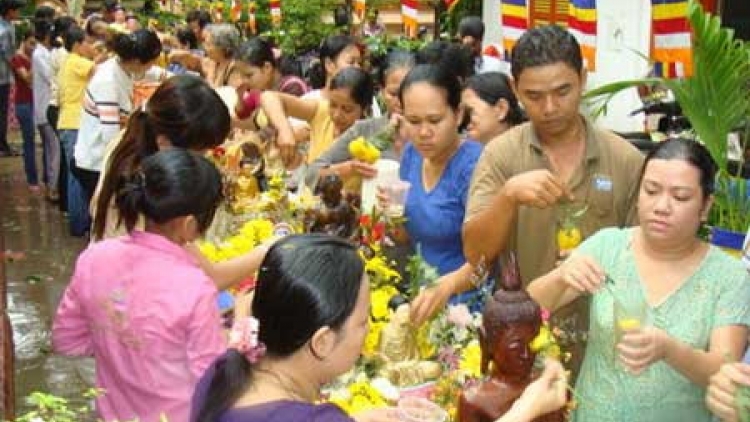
[{"x1": 482, "y1": 0, "x2": 653, "y2": 133}]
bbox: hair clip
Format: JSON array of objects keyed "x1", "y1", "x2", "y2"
[{"x1": 228, "y1": 316, "x2": 266, "y2": 363}]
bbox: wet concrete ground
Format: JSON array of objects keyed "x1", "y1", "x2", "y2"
[{"x1": 0, "y1": 132, "x2": 93, "y2": 416}]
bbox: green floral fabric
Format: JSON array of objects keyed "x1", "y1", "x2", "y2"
[{"x1": 571, "y1": 227, "x2": 750, "y2": 422}]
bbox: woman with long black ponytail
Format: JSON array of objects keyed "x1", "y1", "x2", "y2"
[
  {"x1": 53, "y1": 149, "x2": 227, "y2": 422},
  {"x1": 191, "y1": 234, "x2": 400, "y2": 422}
]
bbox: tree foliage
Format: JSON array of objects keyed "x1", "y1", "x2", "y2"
[{"x1": 254, "y1": 0, "x2": 340, "y2": 54}]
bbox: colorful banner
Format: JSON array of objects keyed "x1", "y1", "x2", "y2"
[
  {"x1": 230, "y1": 0, "x2": 242, "y2": 22},
  {"x1": 401, "y1": 0, "x2": 419, "y2": 38},
  {"x1": 354, "y1": 0, "x2": 366, "y2": 20},
  {"x1": 568, "y1": 0, "x2": 597, "y2": 71},
  {"x1": 501, "y1": 0, "x2": 529, "y2": 58},
  {"x1": 444, "y1": 0, "x2": 462, "y2": 12},
  {"x1": 247, "y1": 1, "x2": 257, "y2": 34},
  {"x1": 651, "y1": 0, "x2": 693, "y2": 77},
  {"x1": 270, "y1": 0, "x2": 282, "y2": 26}
]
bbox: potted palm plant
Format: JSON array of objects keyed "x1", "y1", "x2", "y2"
[{"x1": 585, "y1": 0, "x2": 750, "y2": 254}]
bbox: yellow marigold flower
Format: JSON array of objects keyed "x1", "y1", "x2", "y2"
[
  {"x1": 197, "y1": 242, "x2": 220, "y2": 262},
  {"x1": 371, "y1": 289, "x2": 393, "y2": 321},
  {"x1": 362, "y1": 322, "x2": 383, "y2": 357},
  {"x1": 459, "y1": 340, "x2": 482, "y2": 378},
  {"x1": 365, "y1": 255, "x2": 401, "y2": 283}
]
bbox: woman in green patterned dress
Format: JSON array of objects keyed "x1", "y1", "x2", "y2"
[{"x1": 528, "y1": 138, "x2": 750, "y2": 422}]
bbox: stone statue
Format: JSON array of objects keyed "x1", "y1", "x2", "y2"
[
  {"x1": 305, "y1": 174, "x2": 356, "y2": 238},
  {"x1": 377, "y1": 302, "x2": 442, "y2": 387},
  {"x1": 458, "y1": 252, "x2": 565, "y2": 422}
]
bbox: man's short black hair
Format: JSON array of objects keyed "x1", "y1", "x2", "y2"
[
  {"x1": 510, "y1": 25, "x2": 583, "y2": 81},
  {"x1": 458, "y1": 16, "x2": 484, "y2": 40},
  {"x1": 102, "y1": 0, "x2": 118, "y2": 12},
  {"x1": 0, "y1": 0, "x2": 25, "y2": 16}
]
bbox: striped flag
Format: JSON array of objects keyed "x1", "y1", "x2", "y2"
[
  {"x1": 354, "y1": 0, "x2": 366, "y2": 20},
  {"x1": 444, "y1": 0, "x2": 462, "y2": 12},
  {"x1": 401, "y1": 0, "x2": 419, "y2": 38},
  {"x1": 247, "y1": 1, "x2": 257, "y2": 34},
  {"x1": 568, "y1": 0, "x2": 597, "y2": 70},
  {"x1": 230, "y1": 0, "x2": 242, "y2": 22},
  {"x1": 651, "y1": 0, "x2": 693, "y2": 77},
  {"x1": 501, "y1": 0, "x2": 529, "y2": 58},
  {"x1": 270, "y1": 0, "x2": 282, "y2": 26}
]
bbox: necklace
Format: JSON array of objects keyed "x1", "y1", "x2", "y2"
[{"x1": 253, "y1": 367, "x2": 318, "y2": 403}]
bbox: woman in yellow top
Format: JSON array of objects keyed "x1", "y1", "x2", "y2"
[
  {"x1": 58, "y1": 26, "x2": 96, "y2": 237},
  {"x1": 239, "y1": 67, "x2": 374, "y2": 167}
]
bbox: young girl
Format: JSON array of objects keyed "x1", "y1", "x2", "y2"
[
  {"x1": 233, "y1": 37, "x2": 309, "y2": 96},
  {"x1": 53, "y1": 149, "x2": 227, "y2": 422},
  {"x1": 461, "y1": 72, "x2": 526, "y2": 145},
  {"x1": 253, "y1": 66, "x2": 374, "y2": 166}
]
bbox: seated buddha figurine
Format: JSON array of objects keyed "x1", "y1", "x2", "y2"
[
  {"x1": 458, "y1": 253, "x2": 565, "y2": 422},
  {"x1": 305, "y1": 174, "x2": 356, "y2": 238},
  {"x1": 377, "y1": 302, "x2": 442, "y2": 387},
  {"x1": 232, "y1": 143, "x2": 265, "y2": 212}
]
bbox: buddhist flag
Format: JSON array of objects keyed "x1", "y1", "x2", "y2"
[
  {"x1": 444, "y1": 0, "x2": 462, "y2": 12},
  {"x1": 568, "y1": 0, "x2": 597, "y2": 71},
  {"x1": 651, "y1": 0, "x2": 693, "y2": 77},
  {"x1": 401, "y1": 0, "x2": 419, "y2": 38},
  {"x1": 354, "y1": 0, "x2": 366, "y2": 20},
  {"x1": 230, "y1": 0, "x2": 242, "y2": 22},
  {"x1": 501, "y1": 0, "x2": 529, "y2": 58},
  {"x1": 247, "y1": 1, "x2": 257, "y2": 34},
  {"x1": 270, "y1": 0, "x2": 282, "y2": 26}
]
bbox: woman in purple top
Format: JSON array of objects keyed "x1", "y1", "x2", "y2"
[{"x1": 190, "y1": 234, "x2": 399, "y2": 422}]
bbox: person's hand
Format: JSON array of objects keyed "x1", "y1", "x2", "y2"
[
  {"x1": 707, "y1": 362, "x2": 750, "y2": 422},
  {"x1": 558, "y1": 254, "x2": 605, "y2": 294},
  {"x1": 507, "y1": 358, "x2": 568, "y2": 421},
  {"x1": 616, "y1": 326, "x2": 668, "y2": 375},
  {"x1": 504, "y1": 170, "x2": 571, "y2": 209},
  {"x1": 275, "y1": 127, "x2": 298, "y2": 167},
  {"x1": 352, "y1": 407, "x2": 400, "y2": 422},
  {"x1": 376, "y1": 185, "x2": 390, "y2": 211},
  {"x1": 334, "y1": 160, "x2": 378, "y2": 179},
  {"x1": 410, "y1": 275, "x2": 454, "y2": 326},
  {"x1": 554, "y1": 249, "x2": 572, "y2": 268}
]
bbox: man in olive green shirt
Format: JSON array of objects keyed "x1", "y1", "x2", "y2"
[{"x1": 463, "y1": 25, "x2": 644, "y2": 375}]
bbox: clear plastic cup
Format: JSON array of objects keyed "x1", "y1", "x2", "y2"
[
  {"x1": 397, "y1": 397, "x2": 448, "y2": 422},
  {"x1": 384, "y1": 180, "x2": 411, "y2": 217},
  {"x1": 613, "y1": 288, "x2": 647, "y2": 369}
]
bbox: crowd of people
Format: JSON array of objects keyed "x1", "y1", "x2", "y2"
[{"x1": 0, "y1": 0, "x2": 748, "y2": 421}]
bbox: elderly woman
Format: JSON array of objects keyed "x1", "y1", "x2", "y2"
[
  {"x1": 169, "y1": 23, "x2": 240, "y2": 88},
  {"x1": 528, "y1": 138, "x2": 750, "y2": 422}
]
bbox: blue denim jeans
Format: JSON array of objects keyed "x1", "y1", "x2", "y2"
[
  {"x1": 60, "y1": 129, "x2": 90, "y2": 236},
  {"x1": 15, "y1": 102, "x2": 37, "y2": 185}
]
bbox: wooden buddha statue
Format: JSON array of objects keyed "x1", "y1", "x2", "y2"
[
  {"x1": 458, "y1": 253, "x2": 564, "y2": 422},
  {"x1": 306, "y1": 174, "x2": 356, "y2": 238}
]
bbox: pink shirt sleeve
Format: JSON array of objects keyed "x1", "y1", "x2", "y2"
[
  {"x1": 185, "y1": 285, "x2": 227, "y2": 378},
  {"x1": 52, "y1": 257, "x2": 94, "y2": 356}
]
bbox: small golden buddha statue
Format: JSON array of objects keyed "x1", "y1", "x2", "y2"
[
  {"x1": 229, "y1": 144, "x2": 264, "y2": 212},
  {"x1": 458, "y1": 253, "x2": 565, "y2": 422},
  {"x1": 377, "y1": 303, "x2": 442, "y2": 387}
]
